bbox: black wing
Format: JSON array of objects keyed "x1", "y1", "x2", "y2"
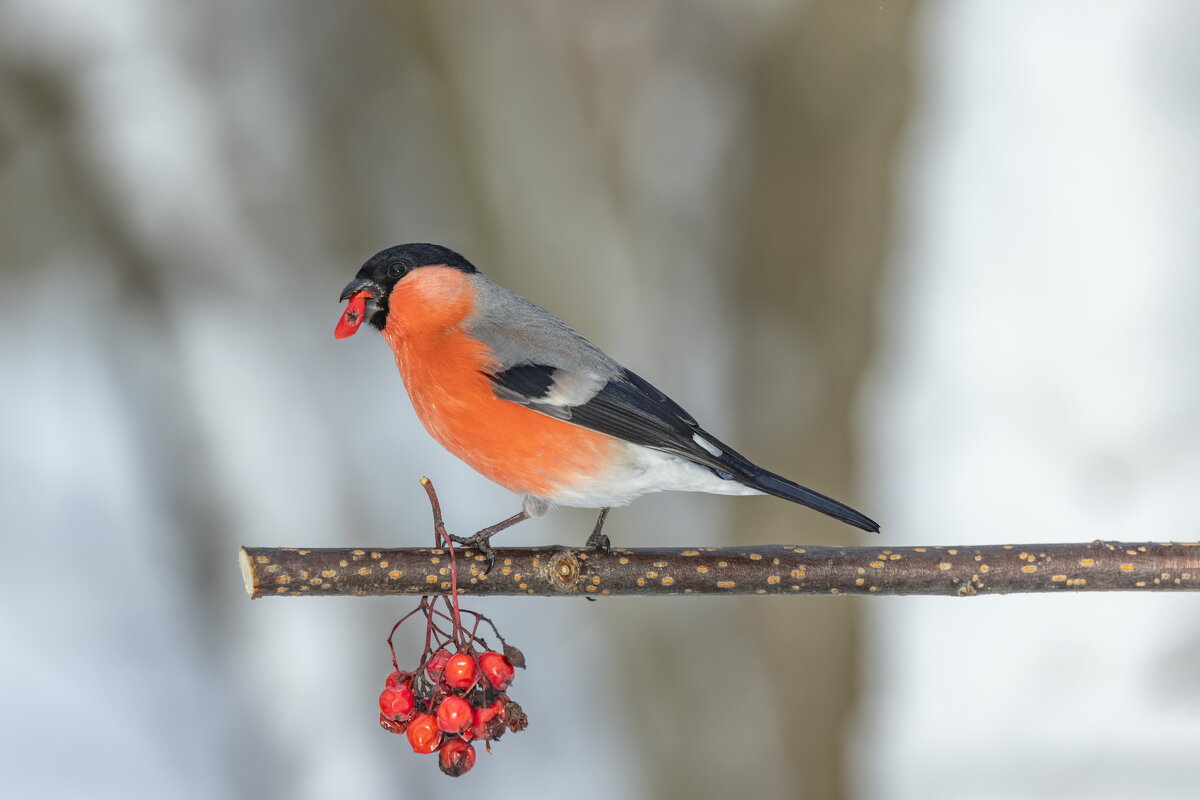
[
  {"x1": 488, "y1": 364, "x2": 736, "y2": 469},
  {"x1": 486, "y1": 363, "x2": 880, "y2": 532}
]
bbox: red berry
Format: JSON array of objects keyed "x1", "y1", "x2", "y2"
[
  {"x1": 438, "y1": 738, "x2": 477, "y2": 777},
  {"x1": 478, "y1": 651, "x2": 515, "y2": 689},
  {"x1": 385, "y1": 671, "x2": 411, "y2": 689},
  {"x1": 444, "y1": 653, "x2": 477, "y2": 689},
  {"x1": 378, "y1": 685, "x2": 415, "y2": 720},
  {"x1": 435, "y1": 696, "x2": 473, "y2": 734},
  {"x1": 471, "y1": 699, "x2": 506, "y2": 740},
  {"x1": 426, "y1": 649, "x2": 452, "y2": 683},
  {"x1": 379, "y1": 712, "x2": 407, "y2": 735},
  {"x1": 334, "y1": 290, "x2": 369, "y2": 340},
  {"x1": 406, "y1": 713, "x2": 442, "y2": 754}
]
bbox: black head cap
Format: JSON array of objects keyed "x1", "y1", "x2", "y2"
[{"x1": 340, "y1": 243, "x2": 479, "y2": 329}]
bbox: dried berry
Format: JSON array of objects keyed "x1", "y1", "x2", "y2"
[
  {"x1": 503, "y1": 644, "x2": 526, "y2": 670},
  {"x1": 503, "y1": 699, "x2": 528, "y2": 733},
  {"x1": 471, "y1": 699, "x2": 507, "y2": 741},
  {"x1": 425, "y1": 649, "x2": 452, "y2": 683},
  {"x1": 379, "y1": 712, "x2": 407, "y2": 735},
  {"x1": 438, "y1": 738, "x2": 477, "y2": 777},
  {"x1": 478, "y1": 651, "x2": 515, "y2": 690}
]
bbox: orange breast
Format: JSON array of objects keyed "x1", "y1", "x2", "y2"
[{"x1": 381, "y1": 267, "x2": 619, "y2": 498}]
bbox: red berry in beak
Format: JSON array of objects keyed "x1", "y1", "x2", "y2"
[{"x1": 334, "y1": 290, "x2": 369, "y2": 339}]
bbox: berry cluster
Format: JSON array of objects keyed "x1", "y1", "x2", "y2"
[
  {"x1": 376, "y1": 477, "x2": 528, "y2": 777},
  {"x1": 378, "y1": 643, "x2": 525, "y2": 776}
]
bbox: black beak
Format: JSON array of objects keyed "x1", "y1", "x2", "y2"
[{"x1": 340, "y1": 276, "x2": 383, "y2": 302}]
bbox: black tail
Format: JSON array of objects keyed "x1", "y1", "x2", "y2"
[
  {"x1": 720, "y1": 454, "x2": 879, "y2": 533},
  {"x1": 750, "y1": 469, "x2": 879, "y2": 532}
]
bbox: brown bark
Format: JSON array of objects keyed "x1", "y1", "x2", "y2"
[{"x1": 240, "y1": 541, "x2": 1200, "y2": 598}]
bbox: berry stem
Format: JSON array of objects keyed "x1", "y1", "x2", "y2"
[
  {"x1": 388, "y1": 604, "x2": 427, "y2": 674},
  {"x1": 421, "y1": 478, "x2": 466, "y2": 649}
]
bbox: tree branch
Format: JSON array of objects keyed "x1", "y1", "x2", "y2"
[{"x1": 239, "y1": 540, "x2": 1200, "y2": 598}]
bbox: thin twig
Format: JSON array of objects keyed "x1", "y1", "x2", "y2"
[
  {"x1": 419, "y1": 477, "x2": 467, "y2": 648},
  {"x1": 239, "y1": 540, "x2": 1200, "y2": 598}
]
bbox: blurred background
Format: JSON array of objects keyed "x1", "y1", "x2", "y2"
[{"x1": 3, "y1": 1, "x2": 1199, "y2": 798}]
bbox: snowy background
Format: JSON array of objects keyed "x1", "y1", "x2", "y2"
[
  {"x1": 860, "y1": 3, "x2": 1200, "y2": 797},
  {"x1": 2, "y1": 2, "x2": 1197, "y2": 798}
]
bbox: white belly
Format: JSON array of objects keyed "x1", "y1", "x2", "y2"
[{"x1": 535, "y1": 442, "x2": 764, "y2": 510}]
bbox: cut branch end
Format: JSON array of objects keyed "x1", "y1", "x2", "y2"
[{"x1": 239, "y1": 546, "x2": 255, "y2": 598}]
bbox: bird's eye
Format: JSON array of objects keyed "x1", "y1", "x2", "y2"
[{"x1": 388, "y1": 263, "x2": 407, "y2": 279}]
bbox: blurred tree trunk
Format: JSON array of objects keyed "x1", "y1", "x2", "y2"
[
  {"x1": 1, "y1": 0, "x2": 914, "y2": 797},
  {"x1": 731, "y1": 3, "x2": 915, "y2": 798}
]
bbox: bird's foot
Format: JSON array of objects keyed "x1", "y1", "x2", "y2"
[
  {"x1": 584, "y1": 507, "x2": 612, "y2": 554},
  {"x1": 447, "y1": 510, "x2": 531, "y2": 575},
  {"x1": 584, "y1": 530, "x2": 611, "y2": 554},
  {"x1": 449, "y1": 530, "x2": 498, "y2": 573}
]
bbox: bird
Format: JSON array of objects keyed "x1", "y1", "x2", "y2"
[{"x1": 335, "y1": 243, "x2": 878, "y2": 564}]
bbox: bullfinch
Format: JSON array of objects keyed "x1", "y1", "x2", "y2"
[{"x1": 336, "y1": 243, "x2": 878, "y2": 563}]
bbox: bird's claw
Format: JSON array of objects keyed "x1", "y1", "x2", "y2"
[
  {"x1": 449, "y1": 531, "x2": 497, "y2": 573},
  {"x1": 584, "y1": 530, "x2": 611, "y2": 555}
]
